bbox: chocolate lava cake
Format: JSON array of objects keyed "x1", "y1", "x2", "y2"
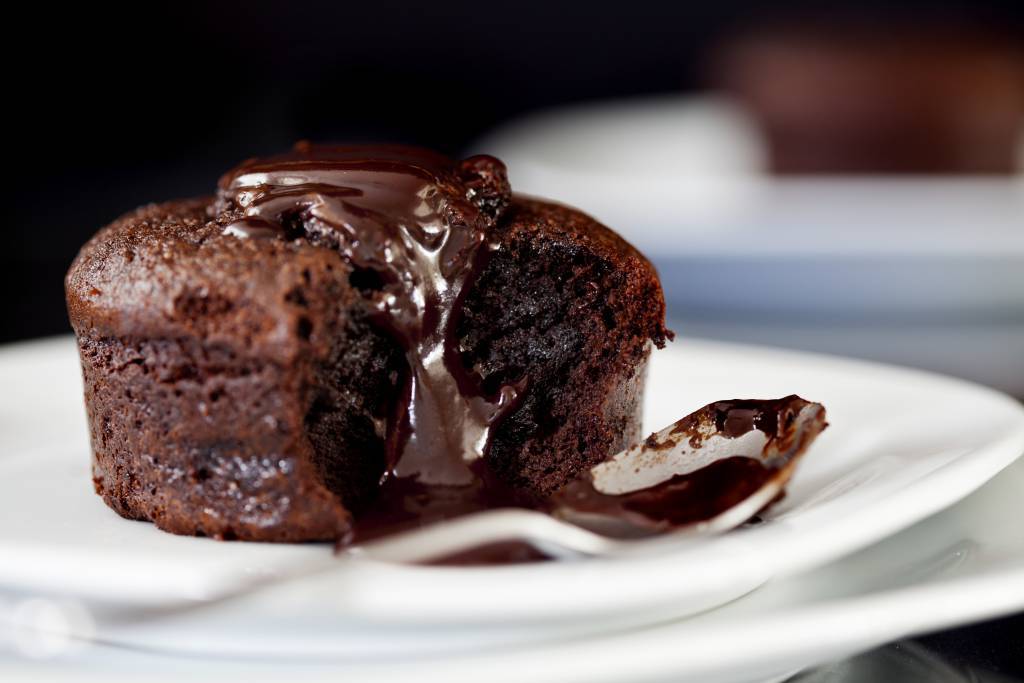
[{"x1": 66, "y1": 144, "x2": 668, "y2": 543}]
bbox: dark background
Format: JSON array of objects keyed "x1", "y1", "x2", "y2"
[
  {"x1": 7, "y1": 0, "x2": 1023, "y2": 344},
  {"x1": 5, "y1": 1, "x2": 1024, "y2": 677}
]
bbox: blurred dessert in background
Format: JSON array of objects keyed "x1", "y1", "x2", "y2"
[{"x1": 713, "y1": 18, "x2": 1024, "y2": 174}]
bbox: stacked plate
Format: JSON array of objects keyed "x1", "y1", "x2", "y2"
[
  {"x1": 475, "y1": 96, "x2": 1024, "y2": 397},
  {"x1": 1, "y1": 336, "x2": 1023, "y2": 682}
]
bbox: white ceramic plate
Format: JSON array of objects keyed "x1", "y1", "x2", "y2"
[
  {"x1": 0, "y1": 336, "x2": 1022, "y2": 661},
  {"x1": 3, "y1": 420, "x2": 1024, "y2": 682}
]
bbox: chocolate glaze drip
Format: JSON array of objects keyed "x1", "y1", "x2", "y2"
[{"x1": 215, "y1": 143, "x2": 521, "y2": 540}]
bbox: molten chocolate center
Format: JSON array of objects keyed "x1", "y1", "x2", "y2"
[{"x1": 216, "y1": 143, "x2": 520, "y2": 539}]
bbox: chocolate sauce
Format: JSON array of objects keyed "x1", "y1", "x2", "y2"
[
  {"x1": 553, "y1": 457, "x2": 775, "y2": 532},
  {"x1": 216, "y1": 143, "x2": 521, "y2": 540},
  {"x1": 550, "y1": 396, "x2": 825, "y2": 536},
  {"x1": 424, "y1": 541, "x2": 552, "y2": 566},
  {"x1": 713, "y1": 401, "x2": 780, "y2": 439}
]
